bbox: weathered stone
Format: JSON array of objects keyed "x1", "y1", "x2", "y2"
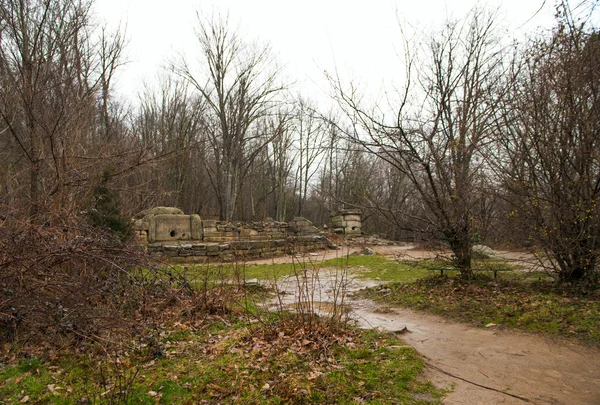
[
  {"x1": 472, "y1": 245, "x2": 497, "y2": 258},
  {"x1": 330, "y1": 215, "x2": 344, "y2": 227},
  {"x1": 136, "y1": 206, "x2": 184, "y2": 219},
  {"x1": 137, "y1": 207, "x2": 339, "y2": 261},
  {"x1": 329, "y1": 209, "x2": 362, "y2": 235},
  {"x1": 343, "y1": 214, "x2": 361, "y2": 222},
  {"x1": 150, "y1": 214, "x2": 194, "y2": 242},
  {"x1": 202, "y1": 220, "x2": 217, "y2": 228},
  {"x1": 362, "y1": 247, "x2": 376, "y2": 256},
  {"x1": 190, "y1": 214, "x2": 203, "y2": 240},
  {"x1": 240, "y1": 228, "x2": 259, "y2": 237}
]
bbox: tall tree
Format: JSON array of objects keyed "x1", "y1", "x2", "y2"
[
  {"x1": 135, "y1": 76, "x2": 208, "y2": 212},
  {"x1": 177, "y1": 13, "x2": 285, "y2": 221},
  {"x1": 293, "y1": 98, "x2": 327, "y2": 217}
]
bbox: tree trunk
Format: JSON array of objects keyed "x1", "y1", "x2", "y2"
[{"x1": 447, "y1": 226, "x2": 472, "y2": 277}]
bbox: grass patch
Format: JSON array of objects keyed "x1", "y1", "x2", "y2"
[
  {"x1": 323, "y1": 255, "x2": 436, "y2": 282},
  {"x1": 168, "y1": 254, "x2": 521, "y2": 285},
  {"x1": 168, "y1": 261, "x2": 322, "y2": 283},
  {"x1": 0, "y1": 317, "x2": 443, "y2": 404},
  {"x1": 360, "y1": 275, "x2": 600, "y2": 346}
]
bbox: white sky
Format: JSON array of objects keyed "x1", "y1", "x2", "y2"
[{"x1": 93, "y1": 0, "x2": 559, "y2": 106}]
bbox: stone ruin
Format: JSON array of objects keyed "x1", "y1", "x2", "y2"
[
  {"x1": 330, "y1": 209, "x2": 362, "y2": 235},
  {"x1": 133, "y1": 207, "x2": 338, "y2": 262}
]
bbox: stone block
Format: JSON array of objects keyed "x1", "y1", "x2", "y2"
[
  {"x1": 231, "y1": 241, "x2": 251, "y2": 250},
  {"x1": 202, "y1": 220, "x2": 217, "y2": 228},
  {"x1": 151, "y1": 214, "x2": 194, "y2": 242},
  {"x1": 139, "y1": 206, "x2": 184, "y2": 217},
  {"x1": 240, "y1": 228, "x2": 259, "y2": 238},
  {"x1": 330, "y1": 215, "x2": 344, "y2": 227},
  {"x1": 190, "y1": 214, "x2": 203, "y2": 240}
]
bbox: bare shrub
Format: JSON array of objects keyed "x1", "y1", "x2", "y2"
[
  {"x1": 0, "y1": 214, "x2": 154, "y2": 349},
  {"x1": 255, "y1": 252, "x2": 354, "y2": 352}
]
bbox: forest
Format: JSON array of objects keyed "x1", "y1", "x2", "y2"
[
  {"x1": 0, "y1": 1, "x2": 599, "y2": 403},
  {"x1": 2, "y1": 0, "x2": 598, "y2": 280}
]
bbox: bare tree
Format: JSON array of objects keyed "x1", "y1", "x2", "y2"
[
  {"x1": 0, "y1": 0, "x2": 127, "y2": 221},
  {"x1": 266, "y1": 110, "x2": 294, "y2": 221},
  {"x1": 499, "y1": 1, "x2": 600, "y2": 282},
  {"x1": 134, "y1": 75, "x2": 209, "y2": 212},
  {"x1": 176, "y1": 13, "x2": 285, "y2": 221},
  {"x1": 331, "y1": 9, "x2": 510, "y2": 275},
  {"x1": 99, "y1": 25, "x2": 127, "y2": 141},
  {"x1": 293, "y1": 97, "x2": 327, "y2": 217}
]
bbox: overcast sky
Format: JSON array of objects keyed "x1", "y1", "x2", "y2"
[{"x1": 94, "y1": 0, "x2": 560, "y2": 105}]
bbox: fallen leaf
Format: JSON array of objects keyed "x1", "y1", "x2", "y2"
[
  {"x1": 485, "y1": 323, "x2": 497, "y2": 328},
  {"x1": 148, "y1": 391, "x2": 158, "y2": 397},
  {"x1": 20, "y1": 396, "x2": 29, "y2": 403}
]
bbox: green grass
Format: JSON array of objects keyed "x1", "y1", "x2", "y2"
[
  {"x1": 323, "y1": 255, "x2": 437, "y2": 282},
  {"x1": 164, "y1": 254, "x2": 522, "y2": 286},
  {"x1": 360, "y1": 275, "x2": 600, "y2": 346},
  {"x1": 168, "y1": 255, "x2": 443, "y2": 284},
  {"x1": 0, "y1": 320, "x2": 443, "y2": 404}
]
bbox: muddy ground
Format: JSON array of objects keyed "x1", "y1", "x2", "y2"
[
  {"x1": 352, "y1": 300, "x2": 600, "y2": 405},
  {"x1": 257, "y1": 245, "x2": 600, "y2": 405}
]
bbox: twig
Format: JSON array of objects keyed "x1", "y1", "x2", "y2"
[{"x1": 424, "y1": 359, "x2": 534, "y2": 403}]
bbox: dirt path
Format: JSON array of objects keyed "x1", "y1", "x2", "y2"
[
  {"x1": 351, "y1": 300, "x2": 600, "y2": 405},
  {"x1": 370, "y1": 244, "x2": 543, "y2": 272},
  {"x1": 271, "y1": 267, "x2": 600, "y2": 405}
]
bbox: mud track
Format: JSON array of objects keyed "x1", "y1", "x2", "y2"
[
  {"x1": 352, "y1": 300, "x2": 600, "y2": 404},
  {"x1": 264, "y1": 248, "x2": 600, "y2": 405}
]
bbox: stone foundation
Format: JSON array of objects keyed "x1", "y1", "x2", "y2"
[
  {"x1": 147, "y1": 235, "x2": 329, "y2": 262},
  {"x1": 134, "y1": 208, "x2": 336, "y2": 262}
]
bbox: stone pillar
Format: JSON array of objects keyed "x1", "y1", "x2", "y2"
[{"x1": 330, "y1": 209, "x2": 362, "y2": 235}]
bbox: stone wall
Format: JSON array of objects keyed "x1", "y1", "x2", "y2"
[
  {"x1": 134, "y1": 208, "x2": 336, "y2": 261},
  {"x1": 146, "y1": 236, "x2": 329, "y2": 262}
]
